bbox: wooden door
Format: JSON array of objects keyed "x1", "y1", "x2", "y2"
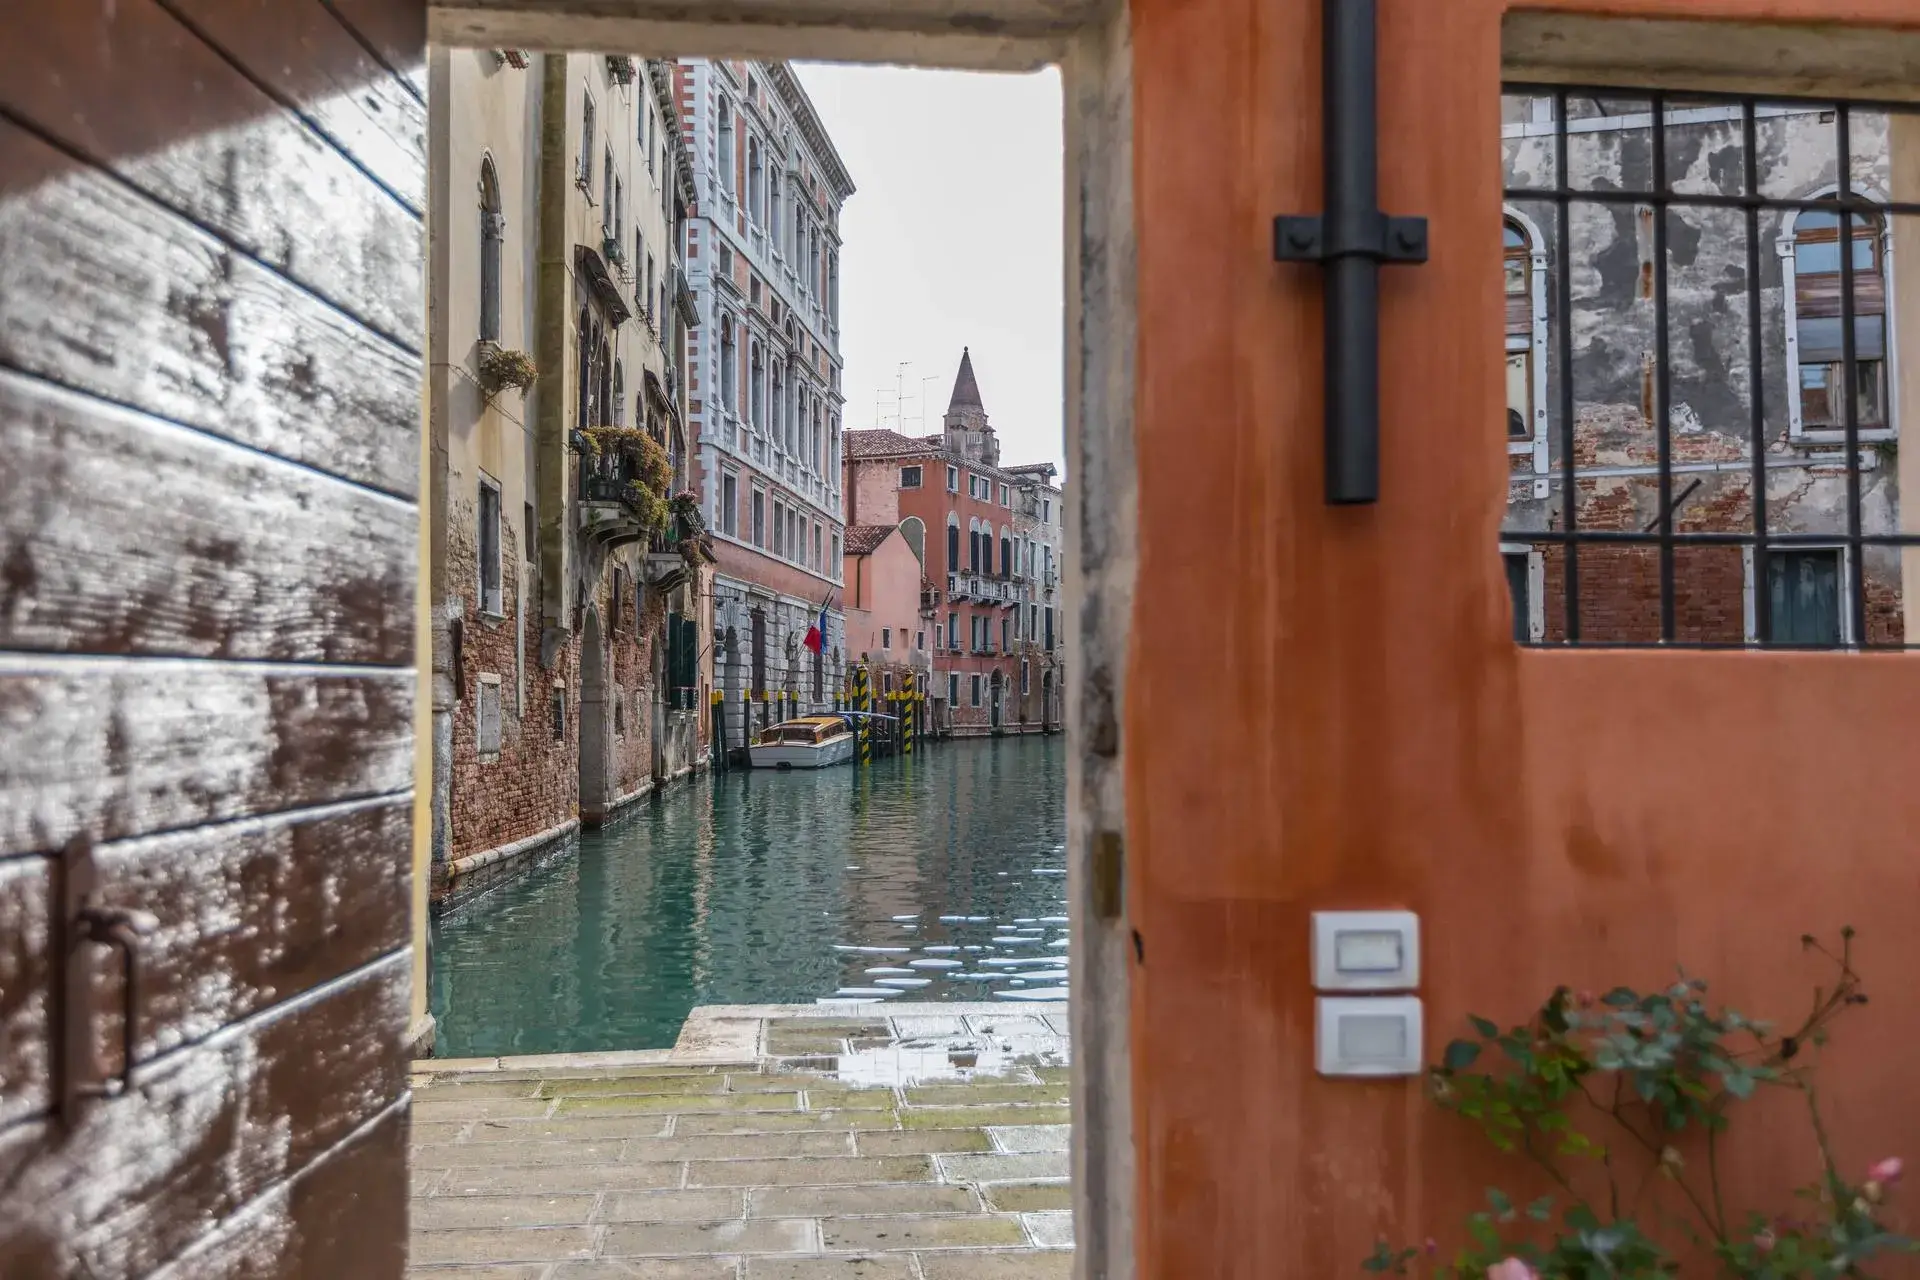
[
  {"x1": 1129, "y1": 0, "x2": 1920, "y2": 1274},
  {"x1": 0, "y1": 1, "x2": 423, "y2": 1274}
]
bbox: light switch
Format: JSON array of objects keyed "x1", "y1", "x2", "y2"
[
  {"x1": 1312, "y1": 910, "x2": 1419, "y2": 991},
  {"x1": 1316, "y1": 996, "x2": 1423, "y2": 1076}
]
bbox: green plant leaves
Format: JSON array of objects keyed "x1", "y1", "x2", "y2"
[{"x1": 1444, "y1": 1040, "x2": 1482, "y2": 1072}]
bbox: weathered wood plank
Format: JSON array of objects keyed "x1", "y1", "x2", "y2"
[
  {"x1": 166, "y1": 0, "x2": 427, "y2": 212},
  {"x1": 0, "y1": 952, "x2": 409, "y2": 1280},
  {"x1": 323, "y1": 0, "x2": 428, "y2": 93},
  {"x1": 0, "y1": 122, "x2": 419, "y2": 499},
  {"x1": 0, "y1": 370, "x2": 414, "y2": 664},
  {"x1": 148, "y1": 1102, "x2": 410, "y2": 1279},
  {"x1": 0, "y1": 797, "x2": 412, "y2": 1129},
  {"x1": 0, "y1": 0, "x2": 423, "y2": 347},
  {"x1": 0, "y1": 659, "x2": 413, "y2": 858}
]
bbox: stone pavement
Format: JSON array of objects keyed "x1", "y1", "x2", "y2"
[{"x1": 409, "y1": 1004, "x2": 1073, "y2": 1279}]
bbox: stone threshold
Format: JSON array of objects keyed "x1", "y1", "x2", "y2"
[{"x1": 416, "y1": 1002, "x2": 1070, "y2": 1074}]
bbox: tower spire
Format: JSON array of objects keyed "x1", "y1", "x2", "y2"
[{"x1": 947, "y1": 346, "x2": 983, "y2": 413}]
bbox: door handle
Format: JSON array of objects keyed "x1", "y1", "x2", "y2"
[
  {"x1": 1274, "y1": 0, "x2": 1430, "y2": 505},
  {"x1": 55, "y1": 835, "x2": 158, "y2": 1131}
]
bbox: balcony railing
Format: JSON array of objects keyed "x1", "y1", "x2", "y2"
[{"x1": 581, "y1": 449, "x2": 635, "y2": 503}]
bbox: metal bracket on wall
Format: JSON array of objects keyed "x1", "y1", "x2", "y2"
[
  {"x1": 1273, "y1": 0, "x2": 1430, "y2": 505},
  {"x1": 54, "y1": 834, "x2": 156, "y2": 1132}
]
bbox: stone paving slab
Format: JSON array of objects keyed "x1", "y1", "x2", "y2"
[{"x1": 409, "y1": 1004, "x2": 1072, "y2": 1278}]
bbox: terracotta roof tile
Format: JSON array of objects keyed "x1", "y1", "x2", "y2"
[
  {"x1": 844, "y1": 523, "x2": 896, "y2": 556},
  {"x1": 843, "y1": 429, "x2": 936, "y2": 460}
]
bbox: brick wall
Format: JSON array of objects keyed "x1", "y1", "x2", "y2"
[{"x1": 447, "y1": 500, "x2": 577, "y2": 860}]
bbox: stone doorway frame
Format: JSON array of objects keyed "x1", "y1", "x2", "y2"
[{"x1": 424, "y1": 4, "x2": 1138, "y2": 1275}]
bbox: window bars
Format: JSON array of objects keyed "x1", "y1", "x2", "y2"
[{"x1": 1500, "y1": 86, "x2": 1920, "y2": 649}]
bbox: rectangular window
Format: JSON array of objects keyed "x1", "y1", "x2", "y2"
[
  {"x1": 551, "y1": 685, "x2": 567, "y2": 740},
  {"x1": 477, "y1": 676, "x2": 502, "y2": 756},
  {"x1": 970, "y1": 674, "x2": 981, "y2": 707},
  {"x1": 1021, "y1": 661, "x2": 1030, "y2": 694},
  {"x1": 814, "y1": 523, "x2": 823, "y2": 572},
  {"x1": 915, "y1": 630, "x2": 924, "y2": 650},
  {"x1": 1042, "y1": 498, "x2": 1051, "y2": 523},
  {"x1": 478, "y1": 478, "x2": 502, "y2": 615},
  {"x1": 772, "y1": 500, "x2": 785, "y2": 556},
  {"x1": 882, "y1": 627, "x2": 892, "y2": 649},
  {"x1": 947, "y1": 611, "x2": 958, "y2": 648},
  {"x1": 1000, "y1": 483, "x2": 1011, "y2": 506},
  {"x1": 752, "y1": 486, "x2": 766, "y2": 547},
  {"x1": 1503, "y1": 552, "x2": 1532, "y2": 644},
  {"x1": 946, "y1": 465, "x2": 959, "y2": 493},
  {"x1": 832, "y1": 531, "x2": 841, "y2": 571},
  {"x1": 1001, "y1": 616, "x2": 1010, "y2": 651},
  {"x1": 1765, "y1": 550, "x2": 1844, "y2": 647},
  {"x1": 579, "y1": 93, "x2": 596, "y2": 185},
  {"x1": 1044, "y1": 606, "x2": 1054, "y2": 651},
  {"x1": 900, "y1": 465, "x2": 923, "y2": 489},
  {"x1": 948, "y1": 672, "x2": 959, "y2": 705},
  {"x1": 721, "y1": 472, "x2": 738, "y2": 536}
]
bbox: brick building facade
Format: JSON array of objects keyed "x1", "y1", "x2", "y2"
[
  {"x1": 845, "y1": 350, "x2": 1064, "y2": 735},
  {"x1": 428, "y1": 50, "x2": 714, "y2": 905},
  {"x1": 1500, "y1": 96, "x2": 1904, "y2": 646}
]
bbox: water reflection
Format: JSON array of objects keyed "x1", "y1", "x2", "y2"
[{"x1": 431, "y1": 735, "x2": 1067, "y2": 1056}]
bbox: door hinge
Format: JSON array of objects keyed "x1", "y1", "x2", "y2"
[{"x1": 1273, "y1": 0, "x2": 1430, "y2": 506}]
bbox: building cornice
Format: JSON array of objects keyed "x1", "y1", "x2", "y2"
[{"x1": 765, "y1": 63, "x2": 855, "y2": 202}]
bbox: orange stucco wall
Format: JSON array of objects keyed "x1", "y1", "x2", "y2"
[{"x1": 1126, "y1": 0, "x2": 1920, "y2": 1274}]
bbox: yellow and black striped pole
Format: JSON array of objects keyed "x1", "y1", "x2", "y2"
[
  {"x1": 902, "y1": 675, "x2": 915, "y2": 756},
  {"x1": 854, "y1": 667, "x2": 871, "y2": 765}
]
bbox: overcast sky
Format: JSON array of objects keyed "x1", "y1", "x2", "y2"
[{"x1": 795, "y1": 64, "x2": 1066, "y2": 478}]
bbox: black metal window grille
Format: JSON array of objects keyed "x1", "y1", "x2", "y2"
[{"x1": 1501, "y1": 85, "x2": 1920, "y2": 650}]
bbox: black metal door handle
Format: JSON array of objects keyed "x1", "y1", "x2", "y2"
[
  {"x1": 55, "y1": 834, "x2": 158, "y2": 1130},
  {"x1": 1273, "y1": 0, "x2": 1429, "y2": 505}
]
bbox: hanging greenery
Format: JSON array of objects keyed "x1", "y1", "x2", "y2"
[{"x1": 478, "y1": 345, "x2": 538, "y2": 394}]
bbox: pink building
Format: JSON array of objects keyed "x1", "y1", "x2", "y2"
[{"x1": 841, "y1": 523, "x2": 931, "y2": 697}]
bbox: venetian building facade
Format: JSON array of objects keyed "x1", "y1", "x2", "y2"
[
  {"x1": 426, "y1": 48, "x2": 713, "y2": 905},
  {"x1": 675, "y1": 59, "x2": 854, "y2": 715}
]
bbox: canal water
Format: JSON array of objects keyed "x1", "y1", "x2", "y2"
[{"x1": 430, "y1": 734, "x2": 1067, "y2": 1057}]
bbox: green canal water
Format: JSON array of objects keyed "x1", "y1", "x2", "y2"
[{"x1": 429, "y1": 735, "x2": 1068, "y2": 1057}]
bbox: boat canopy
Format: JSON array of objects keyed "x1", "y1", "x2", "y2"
[{"x1": 756, "y1": 717, "x2": 850, "y2": 746}]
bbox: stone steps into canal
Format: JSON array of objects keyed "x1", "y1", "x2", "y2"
[{"x1": 409, "y1": 1003, "x2": 1073, "y2": 1279}]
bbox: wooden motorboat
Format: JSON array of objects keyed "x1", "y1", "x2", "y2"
[{"x1": 749, "y1": 715, "x2": 856, "y2": 769}]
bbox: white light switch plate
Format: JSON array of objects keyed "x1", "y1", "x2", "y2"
[
  {"x1": 1316, "y1": 996, "x2": 1424, "y2": 1077},
  {"x1": 1311, "y1": 910, "x2": 1420, "y2": 991}
]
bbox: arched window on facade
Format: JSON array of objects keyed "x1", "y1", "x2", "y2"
[
  {"x1": 946, "y1": 518, "x2": 960, "y2": 576},
  {"x1": 576, "y1": 307, "x2": 593, "y2": 429},
  {"x1": 1502, "y1": 210, "x2": 1551, "y2": 491},
  {"x1": 747, "y1": 134, "x2": 764, "y2": 226},
  {"x1": 596, "y1": 339, "x2": 612, "y2": 427},
  {"x1": 720, "y1": 316, "x2": 737, "y2": 412},
  {"x1": 717, "y1": 97, "x2": 735, "y2": 198},
  {"x1": 480, "y1": 159, "x2": 503, "y2": 343},
  {"x1": 1784, "y1": 198, "x2": 1892, "y2": 438},
  {"x1": 749, "y1": 340, "x2": 765, "y2": 430},
  {"x1": 1000, "y1": 530, "x2": 1013, "y2": 580},
  {"x1": 612, "y1": 361, "x2": 624, "y2": 426}
]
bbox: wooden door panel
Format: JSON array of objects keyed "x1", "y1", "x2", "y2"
[
  {"x1": 0, "y1": 1, "x2": 424, "y2": 347},
  {"x1": 0, "y1": 0, "x2": 422, "y2": 1272},
  {"x1": 0, "y1": 954, "x2": 409, "y2": 1279},
  {"x1": 0, "y1": 371, "x2": 415, "y2": 664},
  {"x1": 0, "y1": 666, "x2": 414, "y2": 855},
  {"x1": 0, "y1": 124, "x2": 419, "y2": 499},
  {"x1": 0, "y1": 799, "x2": 413, "y2": 1129}
]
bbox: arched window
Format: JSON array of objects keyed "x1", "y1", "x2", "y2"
[
  {"x1": 719, "y1": 316, "x2": 737, "y2": 412},
  {"x1": 749, "y1": 340, "x2": 765, "y2": 429},
  {"x1": 1784, "y1": 199, "x2": 1891, "y2": 436},
  {"x1": 612, "y1": 360, "x2": 624, "y2": 426},
  {"x1": 1502, "y1": 210, "x2": 1550, "y2": 490},
  {"x1": 576, "y1": 308, "x2": 593, "y2": 429},
  {"x1": 1000, "y1": 531, "x2": 1012, "y2": 579},
  {"x1": 717, "y1": 97, "x2": 735, "y2": 198},
  {"x1": 596, "y1": 339, "x2": 611, "y2": 427},
  {"x1": 946, "y1": 518, "x2": 960, "y2": 575},
  {"x1": 479, "y1": 159, "x2": 503, "y2": 343}
]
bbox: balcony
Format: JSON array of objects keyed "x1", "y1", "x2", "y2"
[{"x1": 580, "y1": 447, "x2": 636, "y2": 505}]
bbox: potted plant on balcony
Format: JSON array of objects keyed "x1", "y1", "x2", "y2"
[{"x1": 478, "y1": 344, "x2": 538, "y2": 397}]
